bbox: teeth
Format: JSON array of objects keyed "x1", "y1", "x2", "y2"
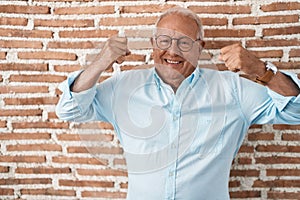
[{"x1": 166, "y1": 59, "x2": 180, "y2": 64}]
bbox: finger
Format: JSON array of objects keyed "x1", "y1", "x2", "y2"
[{"x1": 220, "y1": 43, "x2": 242, "y2": 55}]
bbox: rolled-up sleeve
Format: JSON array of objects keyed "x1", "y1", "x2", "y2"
[
  {"x1": 55, "y1": 70, "x2": 108, "y2": 123},
  {"x1": 235, "y1": 71, "x2": 300, "y2": 125}
]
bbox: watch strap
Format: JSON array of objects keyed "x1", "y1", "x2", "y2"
[{"x1": 256, "y1": 69, "x2": 275, "y2": 85}]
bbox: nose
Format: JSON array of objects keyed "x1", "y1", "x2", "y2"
[{"x1": 168, "y1": 40, "x2": 182, "y2": 56}]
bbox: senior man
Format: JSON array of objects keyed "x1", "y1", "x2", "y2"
[{"x1": 56, "y1": 6, "x2": 300, "y2": 200}]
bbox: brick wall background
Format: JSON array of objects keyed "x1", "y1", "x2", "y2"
[{"x1": 0, "y1": 0, "x2": 299, "y2": 199}]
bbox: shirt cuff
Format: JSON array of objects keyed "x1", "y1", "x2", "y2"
[
  {"x1": 58, "y1": 70, "x2": 97, "y2": 112},
  {"x1": 267, "y1": 71, "x2": 300, "y2": 111}
]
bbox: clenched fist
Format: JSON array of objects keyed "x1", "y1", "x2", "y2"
[{"x1": 219, "y1": 43, "x2": 265, "y2": 77}]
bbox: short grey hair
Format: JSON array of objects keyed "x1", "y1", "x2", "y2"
[{"x1": 155, "y1": 6, "x2": 204, "y2": 40}]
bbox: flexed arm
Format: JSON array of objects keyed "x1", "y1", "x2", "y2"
[
  {"x1": 71, "y1": 35, "x2": 130, "y2": 92},
  {"x1": 219, "y1": 43, "x2": 300, "y2": 97}
]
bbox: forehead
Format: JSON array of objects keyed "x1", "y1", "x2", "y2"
[{"x1": 156, "y1": 14, "x2": 199, "y2": 39}]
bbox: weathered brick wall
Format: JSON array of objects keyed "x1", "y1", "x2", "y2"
[{"x1": 0, "y1": 0, "x2": 299, "y2": 199}]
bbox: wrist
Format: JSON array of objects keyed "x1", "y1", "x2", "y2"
[{"x1": 256, "y1": 62, "x2": 278, "y2": 85}]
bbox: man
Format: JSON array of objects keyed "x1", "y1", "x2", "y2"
[{"x1": 56, "y1": 7, "x2": 300, "y2": 200}]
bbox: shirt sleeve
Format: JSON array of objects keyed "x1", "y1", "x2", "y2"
[
  {"x1": 234, "y1": 71, "x2": 300, "y2": 125},
  {"x1": 55, "y1": 70, "x2": 115, "y2": 123}
]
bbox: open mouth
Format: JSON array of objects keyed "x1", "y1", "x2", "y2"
[{"x1": 165, "y1": 59, "x2": 183, "y2": 65}]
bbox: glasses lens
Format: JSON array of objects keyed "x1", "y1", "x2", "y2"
[
  {"x1": 156, "y1": 35, "x2": 171, "y2": 50},
  {"x1": 178, "y1": 37, "x2": 193, "y2": 52}
]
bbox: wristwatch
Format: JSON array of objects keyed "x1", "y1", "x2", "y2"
[{"x1": 256, "y1": 61, "x2": 277, "y2": 84}]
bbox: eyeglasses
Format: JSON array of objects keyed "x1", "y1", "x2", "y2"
[{"x1": 155, "y1": 35, "x2": 201, "y2": 52}]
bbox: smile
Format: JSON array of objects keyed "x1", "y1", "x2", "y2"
[{"x1": 165, "y1": 59, "x2": 182, "y2": 64}]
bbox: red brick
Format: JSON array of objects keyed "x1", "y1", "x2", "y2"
[
  {"x1": 0, "y1": 156, "x2": 46, "y2": 163},
  {"x1": 67, "y1": 146, "x2": 123, "y2": 154},
  {"x1": 267, "y1": 169, "x2": 300, "y2": 176},
  {"x1": 274, "y1": 124, "x2": 300, "y2": 130},
  {"x1": 256, "y1": 145, "x2": 300, "y2": 153},
  {"x1": 205, "y1": 29, "x2": 255, "y2": 38},
  {"x1": 246, "y1": 39, "x2": 300, "y2": 47},
  {"x1": 261, "y1": 2, "x2": 300, "y2": 12},
  {"x1": 59, "y1": 30, "x2": 118, "y2": 38},
  {"x1": 35, "y1": 19, "x2": 94, "y2": 27},
  {"x1": 0, "y1": 133, "x2": 50, "y2": 140},
  {"x1": 21, "y1": 188, "x2": 75, "y2": 196},
  {"x1": 0, "y1": 121, "x2": 6, "y2": 128},
  {"x1": 263, "y1": 26, "x2": 300, "y2": 36},
  {"x1": 11, "y1": 121, "x2": 68, "y2": 129},
  {"x1": 0, "y1": 109, "x2": 42, "y2": 116},
  {"x1": 238, "y1": 157, "x2": 252, "y2": 164},
  {"x1": 0, "y1": 5, "x2": 50, "y2": 14},
  {"x1": 202, "y1": 18, "x2": 228, "y2": 26},
  {"x1": 251, "y1": 50, "x2": 283, "y2": 58},
  {"x1": 0, "y1": 63, "x2": 48, "y2": 71},
  {"x1": 230, "y1": 191, "x2": 261, "y2": 198},
  {"x1": 0, "y1": 52, "x2": 6, "y2": 59},
  {"x1": 4, "y1": 97, "x2": 59, "y2": 105},
  {"x1": 10, "y1": 74, "x2": 66, "y2": 83},
  {"x1": 59, "y1": 180, "x2": 114, "y2": 187},
  {"x1": 189, "y1": 5, "x2": 251, "y2": 14},
  {"x1": 233, "y1": 15, "x2": 299, "y2": 25},
  {"x1": 113, "y1": 158, "x2": 126, "y2": 165},
  {"x1": 230, "y1": 169, "x2": 259, "y2": 177},
  {"x1": 16, "y1": 167, "x2": 71, "y2": 174},
  {"x1": 7, "y1": 144, "x2": 62, "y2": 152},
  {"x1": 77, "y1": 169, "x2": 127, "y2": 176},
  {"x1": 54, "y1": 6, "x2": 114, "y2": 15},
  {"x1": 53, "y1": 64, "x2": 83, "y2": 72},
  {"x1": 205, "y1": 40, "x2": 241, "y2": 49},
  {"x1": 248, "y1": 132, "x2": 274, "y2": 141},
  {"x1": 48, "y1": 41, "x2": 101, "y2": 49},
  {"x1": 73, "y1": 121, "x2": 114, "y2": 129},
  {"x1": 82, "y1": 191, "x2": 127, "y2": 198},
  {"x1": 120, "y1": 5, "x2": 175, "y2": 14},
  {"x1": 256, "y1": 156, "x2": 300, "y2": 164},
  {"x1": 268, "y1": 191, "x2": 300, "y2": 199},
  {"x1": 0, "y1": 178, "x2": 51, "y2": 185},
  {"x1": 253, "y1": 179, "x2": 300, "y2": 187},
  {"x1": 0, "y1": 86, "x2": 48, "y2": 93},
  {"x1": 290, "y1": 49, "x2": 300, "y2": 57},
  {"x1": 52, "y1": 156, "x2": 108, "y2": 165},
  {"x1": 120, "y1": 182, "x2": 128, "y2": 188},
  {"x1": 18, "y1": 51, "x2": 77, "y2": 61},
  {"x1": 57, "y1": 133, "x2": 113, "y2": 142},
  {"x1": 282, "y1": 133, "x2": 300, "y2": 141},
  {"x1": 0, "y1": 166, "x2": 9, "y2": 173},
  {"x1": 48, "y1": 112, "x2": 58, "y2": 119},
  {"x1": 0, "y1": 188, "x2": 14, "y2": 195},
  {"x1": 0, "y1": 29, "x2": 52, "y2": 38},
  {"x1": 101, "y1": 16, "x2": 157, "y2": 26},
  {"x1": 238, "y1": 145, "x2": 254, "y2": 153},
  {"x1": 273, "y1": 61, "x2": 300, "y2": 70},
  {"x1": 0, "y1": 40, "x2": 43, "y2": 49},
  {"x1": 0, "y1": 17, "x2": 28, "y2": 26}
]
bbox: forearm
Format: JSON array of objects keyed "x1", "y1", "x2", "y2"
[
  {"x1": 267, "y1": 72, "x2": 300, "y2": 97},
  {"x1": 71, "y1": 59, "x2": 111, "y2": 92}
]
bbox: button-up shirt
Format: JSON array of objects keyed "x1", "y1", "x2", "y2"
[{"x1": 56, "y1": 67, "x2": 300, "y2": 200}]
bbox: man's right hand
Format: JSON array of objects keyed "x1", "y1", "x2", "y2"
[
  {"x1": 97, "y1": 35, "x2": 131, "y2": 71},
  {"x1": 71, "y1": 35, "x2": 130, "y2": 92}
]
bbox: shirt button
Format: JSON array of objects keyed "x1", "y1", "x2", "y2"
[
  {"x1": 169, "y1": 171, "x2": 174, "y2": 177},
  {"x1": 171, "y1": 144, "x2": 176, "y2": 149},
  {"x1": 173, "y1": 115, "x2": 178, "y2": 121}
]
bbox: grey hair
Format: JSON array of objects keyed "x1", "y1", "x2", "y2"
[{"x1": 155, "y1": 6, "x2": 204, "y2": 40}]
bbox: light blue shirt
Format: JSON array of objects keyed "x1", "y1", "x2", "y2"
[{"x1": 56, "y1": 67, "x2": 300, "y2": 200}]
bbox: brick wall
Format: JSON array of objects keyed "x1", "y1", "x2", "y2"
[{"x1": 0, "y1": 0, "x2": 299, "y2": 199}]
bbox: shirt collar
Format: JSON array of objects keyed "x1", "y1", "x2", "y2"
[{"x1": 153, "y1": 67, "x2": 201, "y2": 90}]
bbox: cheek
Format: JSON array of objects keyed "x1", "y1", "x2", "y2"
[{"x1": 152, "y1": 49, "x2": 164, "y2": 62}]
